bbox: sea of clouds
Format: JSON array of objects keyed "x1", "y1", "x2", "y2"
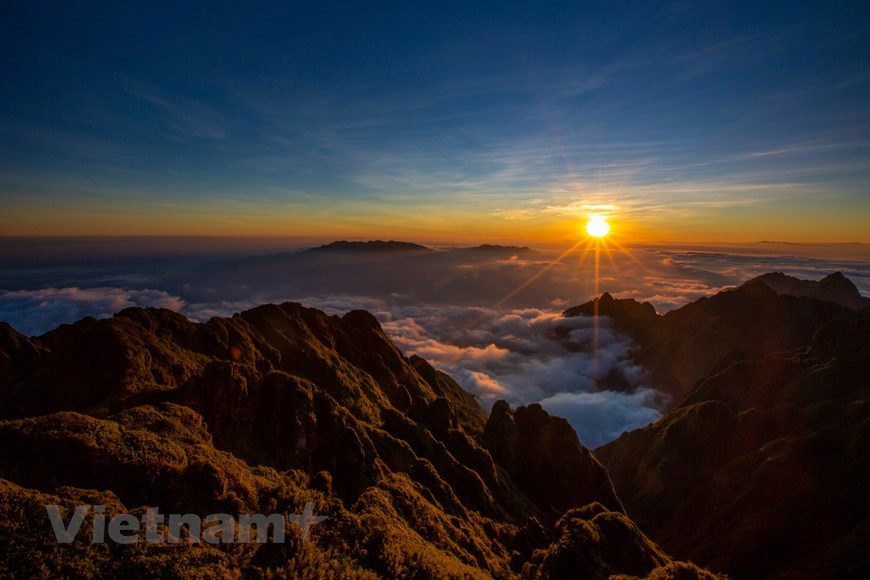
[
  {"x1": 379, "y1": 303, "x2": 664, "y2": 448},
  {"x1": 2, "y1": 242, "x2": 868, "y2": 447},
  {"x1": 0, "y1": 287, "x2": 185, "y2": 337}
]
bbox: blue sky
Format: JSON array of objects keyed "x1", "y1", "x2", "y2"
[{"x1": 1, "y1": 1, "x2": 869, "y2": 241}]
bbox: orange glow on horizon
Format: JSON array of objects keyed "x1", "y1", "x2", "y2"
[{"x1": 2, "y1": 197, "x2": 868, "y2": 246}]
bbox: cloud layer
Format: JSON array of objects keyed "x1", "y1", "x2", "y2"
[
  {"x1": 287, "y1": 297, "x2": 665, "y2": 448},
  {"x1": 0, "y1": 284, "x2": 667, "y2": 447},
  {"x1": 0, "y1": 287, "x2": 185, "y2": 336},
  {"x1": 379, "y1": 304, "x2": 664, "y2": 448},
  {"x1": 2, "y1": 243, "x2": 868, "y2": 448}
]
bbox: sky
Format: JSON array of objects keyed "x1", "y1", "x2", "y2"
[{"x1": 1, "y1": 1, "x2": 869, "y2": 242}]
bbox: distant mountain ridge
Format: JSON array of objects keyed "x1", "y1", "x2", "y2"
[
  {"x1": 305, "y1": 240, "x2": 536, "y2": 255},
  {"x1": 306, "y1": 239, "x2": 433, "y2": 253},
  {"x1": 168, "y1": 239, "x2": 551, "y2": 310},
  {"x1": 448, "y1": 244, "x2": 535, "y2": 255}
]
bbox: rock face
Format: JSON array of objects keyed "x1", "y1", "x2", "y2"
[
  {"x1": 0, "y1": 302, "x2": 711, "y2": 578},
  {"x1": 483, "y1": 401, "x2": 623, "y2": 516},
  {"x1": 596, "y1": 319, "x2": 870, "y2": 579}
]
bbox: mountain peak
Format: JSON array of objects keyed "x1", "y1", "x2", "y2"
[
  {"x1": 747, "y1": 271, "x2": 868, "y2": 309},
  {"x1": 561, "y1": 272, "x2": 860, "y2": 399},
  {"x1": 563, "y1": 294, "x2": 659, "y2": 342},
  {"x1": 307, "y1": 240, "x2": 432, "y2": 253}
]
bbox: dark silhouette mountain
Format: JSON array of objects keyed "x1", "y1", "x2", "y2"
[
  {"x1": 306, "y1": 240, "x2": 433, "y2": 253},
  {"x1": 483, "y1": 401, "x2": 623, "y2": 516},
  {"x1": 0, "y1": 303, "x2": 712, "y2": 578},
  {"x1": 166, "y1": 241, "x2": 558, "y2": 310},
  {"x1": 596, "y1": 318, "x2": 870, "y2": 579},
  {"x1": 306, "y1": 241, "x2": 534, "y2": 256},
  {"x1": 565, "y1": 275, "x2": 862, "y2": 398},
  {"x1": 449, "y1": 244, "x2": 536, "y2": 256},
  {"x1": 559, "y1": 273, "x2": 870, "y2": 577},
  {"x1": 745, "y1": 271, "x2": 870, "y2": 310},
  {"x1": 563, "y1": 292, "x2": 660, "y2": 344}
]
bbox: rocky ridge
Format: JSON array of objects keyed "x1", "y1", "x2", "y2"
[
  {"x1": 583, "y1": 274, "x2": 870, "y2": 579},
  {"x1": 0, "y1": 302, "x2": 712, "y2": 578}
]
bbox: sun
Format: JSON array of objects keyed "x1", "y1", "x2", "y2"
[{"x1": 585, "y1": 214, "x2": 610, "y2": 238}]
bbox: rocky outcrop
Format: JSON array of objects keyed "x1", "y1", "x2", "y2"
[
  {"x1": 521, "y1": 502, "x2": 718, "y2": 579},
  {"x1": 563, "y1": 292, "x2": 661, "y2": 344}
]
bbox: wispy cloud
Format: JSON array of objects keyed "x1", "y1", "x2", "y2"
[{"x1": 120, "y1": 77, "x2": 226, "y2": 140}]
